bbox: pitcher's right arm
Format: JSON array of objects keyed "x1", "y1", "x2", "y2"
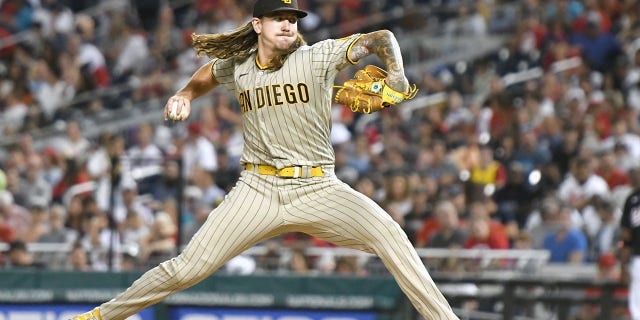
[{"x1": 164, "y1": 59, "x2": 220, "y2": 121}]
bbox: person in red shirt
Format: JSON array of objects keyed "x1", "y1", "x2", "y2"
[
  {"x1": 0, "y1": 214, "x2": 14, "y2": 243},
  {"x1": 464, "y1": 215, "x2": 510, "y2": 249},
  {"x1": 464, "y1": 201, "x2": 509, "y2": 249},
  {"x1": 596, "y1": 148, "x2": 630, "y2": 190},
  {"x1": 52, "y1": 157, "x2": 91, "y2": 203}
]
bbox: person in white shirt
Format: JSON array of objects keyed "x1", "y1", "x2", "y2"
[
  {"x1": 127, "y1": 123, "x2": 164, "y2": 194},
  {"x1": 181, "y1": 122, "x2": 217, "y2": 181},
  {"x1": 557, "y1": 156, "x2": 610, "y2": 237},
  {"x1": 55, "y1": 120, "x2": 90, "y2": 162}
]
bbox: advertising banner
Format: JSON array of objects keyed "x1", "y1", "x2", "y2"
[
  {"x1": 169, "y1": 307, "x2": 376, "y2": 320},
  {"x1": 0, "y1": 304, "x2": 154, "y2": 320}
]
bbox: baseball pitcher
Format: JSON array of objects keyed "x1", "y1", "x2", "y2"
[{"x1": 72, "y1": 0, "x2": 458, "y2": 319}]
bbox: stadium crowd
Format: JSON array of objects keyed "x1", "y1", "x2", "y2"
[{"x1": 0, "y1": 0, "x2": 639, "y2": 289}]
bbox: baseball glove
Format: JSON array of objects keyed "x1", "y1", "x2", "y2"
[{"x1": 334, "y1": 65, "x2": 418, "y2": 114}]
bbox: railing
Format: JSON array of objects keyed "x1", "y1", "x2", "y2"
[
  {"x1": 430, "y1": 272, "x2": 628, "y2": 320},
  {"x1": 0, "y1": 241, "x2": 551, "y2": 274}
]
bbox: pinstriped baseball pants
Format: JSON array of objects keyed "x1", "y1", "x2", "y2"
[{"x1": 99, "y1": 170, "x2": 458, "y2": 320}]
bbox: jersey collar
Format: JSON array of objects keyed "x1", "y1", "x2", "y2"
[{"x1": 255, "y1": 55, "x2": 269, "y2": 70}]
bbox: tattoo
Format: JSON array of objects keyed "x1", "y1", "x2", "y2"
[{"x1": 349, "y1": 30, "x2": 409, "y2": 92}]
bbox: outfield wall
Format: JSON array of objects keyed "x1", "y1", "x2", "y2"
[{"x1": 0, "y1": 270, "x2": 412, "y2": 320}]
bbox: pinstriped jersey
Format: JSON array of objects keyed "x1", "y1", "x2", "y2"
[{"x1": 212, "y1": 33, "x2": 362, "y2": 169}]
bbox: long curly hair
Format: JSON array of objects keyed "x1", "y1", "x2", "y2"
[{"x1": 191, "y1": 20, "x2": 307, "y2": 70}]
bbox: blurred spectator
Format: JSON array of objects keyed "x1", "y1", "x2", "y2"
[
  {"x1": 468, "y1": 143, "x2": 507, "y2": 193},
  {"x1": 39, "y1": 204, "x2": 73, "y2": 243},
  {"x1": 181, "y1": 122, "x2": 217, "y2": 181},
  {"x1": 54, "y1": 120, "x2": 90, "y2": 161},
  {"x1": 109, "y1": 14, "x2": 150, "y2": 83},
  {"x1": 569, "y1": 10, "x2": 622, "y2": 72},
  {"x1": 51, "y1": 156, "x2": 90, "y2": 204},
  {"x1": 87, "y1": 133, "x2": 128, "y2": 212},
  {"x1": 213, "y1": 147, "x2": 240, "y2": 193},
  {"x1": 68, "y1": 241, "x2": 91, "y2": 271},
  {"x1": 589, "y1": 196, "x2": 621, "y2": 261},
  {"x1": 444, "y1": 3, "x2": 488, "y2": 36},
  {"x1": 0, "y1": 190, "x2": 30, "y2": 241},
  {"x1": 557, "y1": 155, "x2": 610, "y2": 237},
  {"x1": 40, "y1": 146, "x2": 63, "y2": 187},
  {"x1": 601, "y1": 118, "x2": 640, "y2": 159},
  {"x1": 22, "y1": 202, "x2": 49, "y2": 243},
  {"x1": 613, "y1": 132, "x2": 640, "y2": 171},
  {"x1": 16, "y1": 155, "x2": 52, "y2": 208},
  {"x1": 3, "y1": 167, "x2": 22, "y2": 204},
  {"x1": 527, "y1": 196, "x2": 569, "y2": 249},
  {"x1": 512, "y1": 130, "x2": 552, "y2": 174},
  {"x1": 0, "y1": 214, "x2": 14, "y2": 243},
  {"x1": 403, "y1": 187, "x2": 432, "y2": 244},
  {"x1": 150, "y1": 158, "x2": 181, "y2": 203},
  {"x1": 542, "y1": 203, "x2": 588, "y2": 264},
  {"x1": 112, "y1": 180, "x2": 153, "y2": 226},
  {"x1": 120, "y1": 210, "x2": 149, "y2": 261},
  {"x1": 428, "y1": 200, "x2": 467, "y2": 249},
  {"x1": 3, "y1": 240, "x2": 39, "y2": 269},
  {"x1": 256, "y1": 240, "x2": 282, "y2": 273},
  {"x1": 127, "y1": 123, "x2": 163, "y2": 194},
  {"x1": 2, "y1": 91, "x2": 28, "y2": 133},
  {"x1": 0, "y1": 0, "x2": 33, "y2": 33},
  {"x1": 595, "y1": 147, "x2": 630, "y2": 191},
  {"x1": 191, "y1": 167, "x2": 224, "y2": 208},
  {"x1": 513, "y1": 232, "x2": 533, "y2": 250},
  {"x1": 66, "y1": 32, "x2": 109, "y2": 90},
  {"x1": 79, "y1": 211, "x2": 119, "y2": 271},
  {"x1": 493, "y1": 162, "x2": 538, "y2": 230},
  {"x1": 551, "y1": 123, "x2": 581, "y2": 177},
  {"x1": 32, "y1": 0, "x2": 74, "y2": 36},
  {"x1": 139, "y1": 211, "x2": 176, "y2": 269},
  {"x1": 423, "y1": 139, "x2": 460, "y2": 187},
  {"x1": 464, "y1": 201, "x2": 510, "y2": 250},
  {"x1": 181, "y1": 204, "x2": 211, "y2": 245},
  {"x1": 383, "y1": 173, "x2": 412, "y2": 218},
  {"x1": 334, "y1": 256, "x2": 364, "y2": 276},
  {"x1": 288, "y1": 248, "x2": 311, "y2": 275},
  {"x1": 29, "y1": 59, "x2": 74, "y2": 120},
  {"x1": 225, "y1": 254, "x2": 257, "y2": 275}
]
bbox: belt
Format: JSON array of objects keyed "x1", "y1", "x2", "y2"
[{"x1": 245, "y1": 164, "x2": 324, "y2": 178}]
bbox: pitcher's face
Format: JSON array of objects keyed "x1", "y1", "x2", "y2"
[{"x1": 254, "y1": 12, "x2": 299, "y2": 52}]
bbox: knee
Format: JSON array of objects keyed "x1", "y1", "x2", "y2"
[
  {"x1": 371, "y1": 217, "x2": 411, "y2": 249},
  {"x1": 159, "y1": 253, "x2": 219, "y2": 287}
]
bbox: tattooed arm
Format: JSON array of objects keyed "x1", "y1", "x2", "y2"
[{"x1": 348, "y1": 30, "x2": 409, "y2": 93}]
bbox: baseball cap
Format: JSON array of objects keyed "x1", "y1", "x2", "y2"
[
  {"x1": 187, "y1": 122, "x2": 201, "y2": 135},
  {"x1": 597, "y1": 253, "x2": 616, "y2": 268},
  {"x1": 253, "y1": 0, "x2": 308, "y2": 18}
]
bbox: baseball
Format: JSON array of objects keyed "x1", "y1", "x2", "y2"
[{"x1": 169, "y1": 101, "x2": 179, "y2": 119}]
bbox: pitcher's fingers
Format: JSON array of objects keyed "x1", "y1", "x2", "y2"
[{"x1": 164, "y1": 99, "x2": 175, "y2": 121}]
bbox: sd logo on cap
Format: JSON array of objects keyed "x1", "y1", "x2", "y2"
[{"x1": 252, "y1": 0, "x2": 308, "y2": 18}]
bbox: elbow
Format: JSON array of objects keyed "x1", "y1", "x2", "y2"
[{"x1": 377, "y1": 29, "x2": 395, "y2": 40}]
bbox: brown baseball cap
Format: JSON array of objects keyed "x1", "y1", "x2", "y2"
[{"x1": 253, "y1": 0, "x2": 308, "y2": 18}]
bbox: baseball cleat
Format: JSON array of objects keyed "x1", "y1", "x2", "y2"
[{"x1": 70, "y1": 307, "x2": 102, "y2": 320}]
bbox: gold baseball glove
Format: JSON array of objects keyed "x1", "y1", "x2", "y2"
[{"x1": 334, "y1": 65, "x2": 418, "y2": 114}]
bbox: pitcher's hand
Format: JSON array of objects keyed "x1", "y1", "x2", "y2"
[{"x1": 165, "y1": 95, "x2": 191, "y2": 121}]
